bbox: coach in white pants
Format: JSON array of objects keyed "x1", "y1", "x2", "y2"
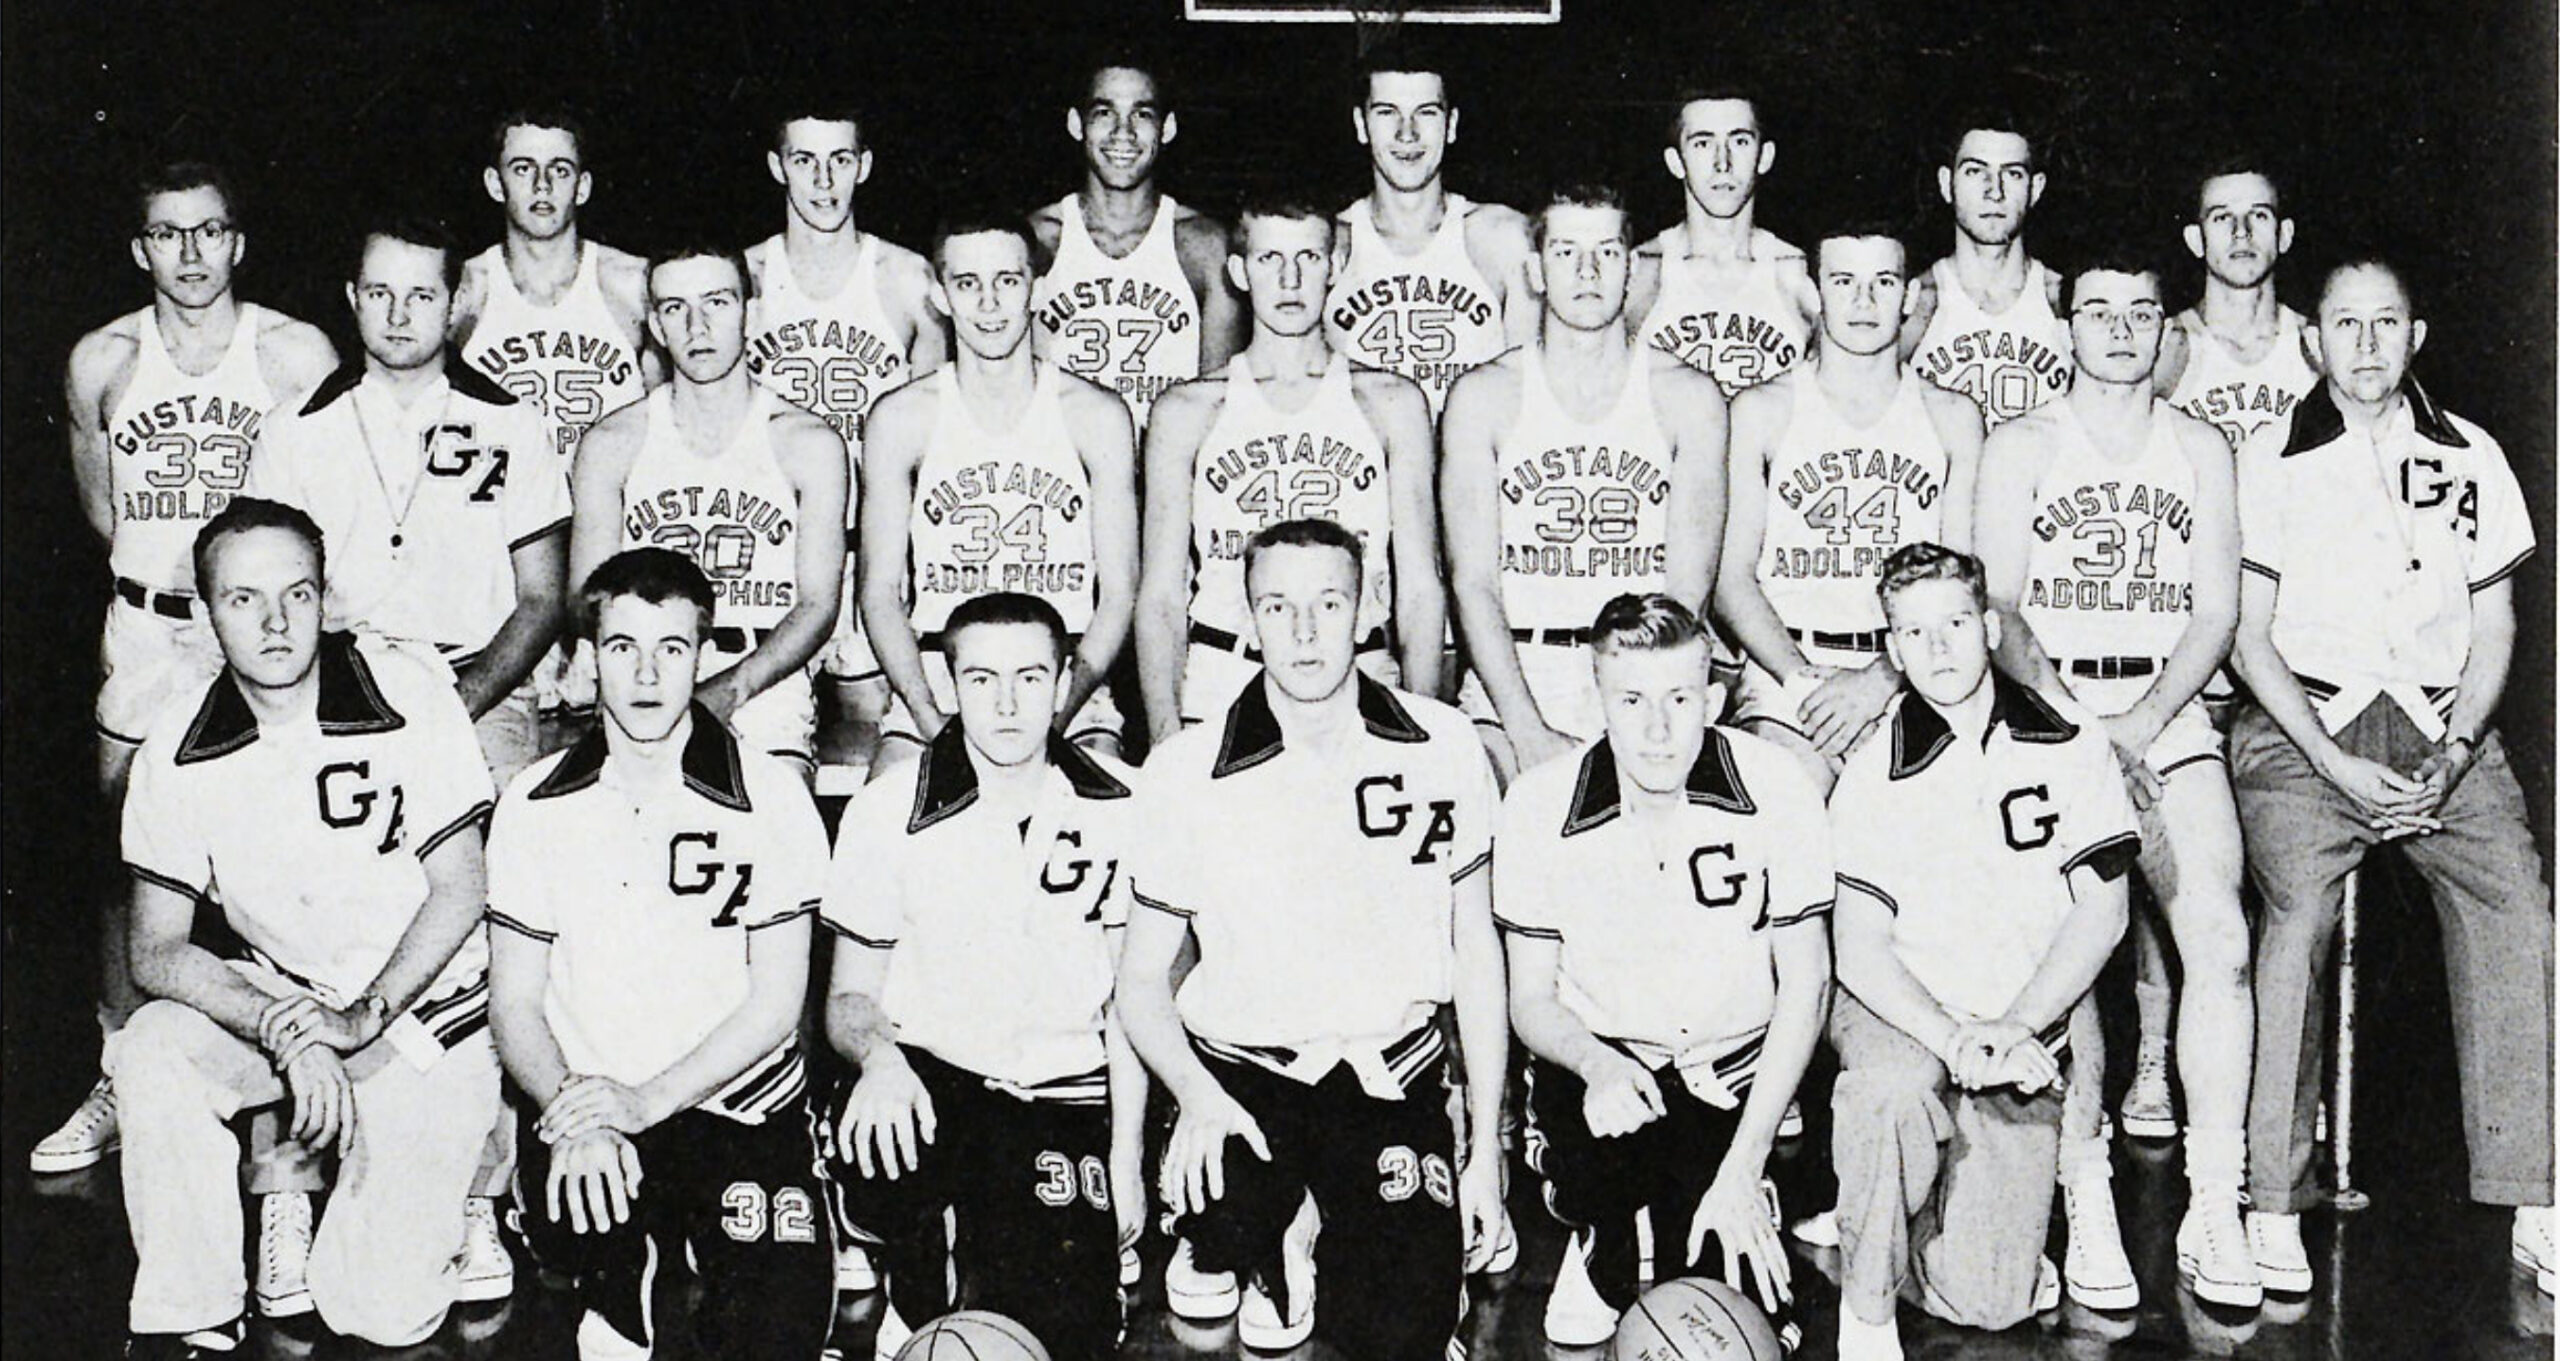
[{"x1": 110, "y1": 499, "x2": 501, "y2": 1352}]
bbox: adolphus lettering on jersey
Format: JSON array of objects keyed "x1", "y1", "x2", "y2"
[
  {"x1": 1033, "y1": 276, "x2": 1197, "y2": 332},
  {"x1": 1326, "y1": 272, "x2": 1496, "y2": 331},
  {"x1": 1648, "y1": 309, "x2": 1801, "y2": 371},
  {"x1": 472, "y1": 330, "x2": 636, "y2": 387}
]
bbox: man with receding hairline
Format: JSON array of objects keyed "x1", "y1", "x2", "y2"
[{"x1": 2228, "y1": 257, "x2": 2552, "y2": 1297}]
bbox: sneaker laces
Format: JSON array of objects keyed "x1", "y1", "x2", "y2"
[
  {"x1": 49, "y1": 1080, "x2": 116, "y2": 1141},
  {"x1": 260, "y1": 1195, "x2": 314, "y2": 1277}
]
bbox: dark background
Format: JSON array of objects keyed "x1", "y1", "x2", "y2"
[{"x1": 2, "y1": 0, "x2": 2551, "y2": 1345}]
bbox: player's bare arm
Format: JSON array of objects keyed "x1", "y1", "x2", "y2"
[
  {"x1": 566, "y1": 397, "x2": 646, "y2": 587},
  {"x1": 448, "y1": 253, "x2": 490, "y2": 350},
  {"x1": 2150, "y1": 319, "x2": 2192, "y2": 399},
  {"x1": 269, "y1": 819, "x2": 491, "y2": 1067},
  {"x1": 1700, "y1": 907, "x2": 1824, "y2": 1292},
  {"x1": 1442, "y1": 359, "x2": 1560, "y2": 748},
  {"x1": 613, "y1": 908, "x2": 811, "y2": 1135},
  {"x1": 487, "y1": 925, "x2": 642, "y2": 1223},
  {"x1": 2109, "y1": 413, "x2": 2240, "y2": 758},
  {"x1": 254, "y1": 313, "x2": 341, "y2": 411},
  {"x1": 1776, "y1": 249, "x2": 1822, "y2": 337},
  {"x1": 1449, "y1": 860, "x2": 1508, "y2": 1267},
  {"x1": 65, "y1": 321, "x2": 139, "y2": 543},
  {"x1": 1351, "y1": 368, "x2": 1445, "y2": 693},
  {"x1": 128, "y1": 875, "x2": 298, "y2": 1047},
  {"x1": 1831, "y1": 877, "x2": 1964, "y2": 1064},
  {"x1": 824, "y1": 933, "x2": 936, "y2": 1178},
  {"x1": 1060, "y1": 375, "x2": 1141, "y2": 719},
  {"x1": 705, "y1": 410, "x2": 847, "y2": 717},
  {"x1": 1970, "y1": 411, "x2": 2068, "y2": 693},
  {"x1": 1116, "y1": 901, "x2": 1268, "y2": 1214},
  {"x1": 1621, "y1": 227, "x2": 1675, "y2": 339},
  {"x1": 1025, "y1": 204, "x2": 1067, "y2": 274},
  {"x1": 1133, "y1": 379, "x2": 1222, "y2": 742},
  {"x1": 595, "y1": 246, "x2": 666, "y2": 388},
  {"x1": 878, "y1": 240, "x2": 952, "y2": 375},
  {"x1": 1997, "y1": 854, "x2": 2131, "y2": 1047},
  {"x1": 1920, "y1": 383, "x2": 1988, "y2": 551},
  {"x1": 1655, "y1": 359, "x2": 1731, "y2": 616},
  {"x1": 1713, "y1": 378, "x2": 1811, "y2": 679},
  {"x1": 856, "y1": 380, "x2": 944, "y2": 734},
  {"x1": 1467, "y1": 202, "x2": 1541, "y2": 347},
  {"x1": 1175, "y1": 210, "x2": 1247, "y2": 373},
  {"x1": 457, "y1": 523, "x2": 567, "y2": 718}
]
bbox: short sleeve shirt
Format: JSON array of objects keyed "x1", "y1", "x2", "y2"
[
  {"x1": 1496, "y1": 728, "x2": 1832, "y2": 1071},
  {"x1": 1129, "y1": 674, "x2": 1496, "y2": 1063},
  {"x1": 123, "y1": 631, "x2": 494, "y2": 1010},
  {"x1": 485, "y1": 709, "x2": 826, "y2": 1123},
  {"x1": 1828, "y1": 675, "x2": 2139, "y2": 1021},
  {"x1": 824, "y1": 729, "x2": 1136, "y2": 1097},
  {"x1": 249, "y1": 362, "x2": 568, "y2": 656},
  {"x1": 2237, "y1": 382, "x2": 2535, "y2": 735}
]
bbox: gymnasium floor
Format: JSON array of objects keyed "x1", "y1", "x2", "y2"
[{"x1": 5, "y1": 847, "x2": 2550, "y2": 1361}]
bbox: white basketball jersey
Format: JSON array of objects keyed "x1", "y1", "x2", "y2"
[
  {"x1": 1495, "y1": 347, "x2": 1672, "y2": 631},
  {"x1": 619, "y1": 387, "x2": 803, "y2": 632},
  {"x1": 1326, "y1": 195, "x2": 1506, "y2": 416},
  {"x1": 2020, "y1": 405, "x2": 2198, "y2": 664},
  {"x1": 1186, "y1": 353, "x2": 1395, "y2": 638},
  {"x1": 106, "y1": 303, "x2": 277, "y2": 591},
  {"x1": 1635, "y1": 233, "x2": 1811, "y2": 398},
  {"x1": 746, "y1": 234, "x2": 913, "y2": 443},
  {"x1": 2166, "y1": 307, "x2": 2318, "y2": 448},
  {"x1": 1032, "y1": 195, "x2": 1202, "y2": 426},
  {"x1": 1758, "y1": 372, "x2": 1955, "y2": 635},
  {"x1": 1913, "y1": 257, "x2": 2073, "y2": 428},
  {"x1": 462, "y1": 243, "x2": 645, "y2": 461},
  {"x1": 907, "y1": 365, "x2": 1097, "y2": 634}
]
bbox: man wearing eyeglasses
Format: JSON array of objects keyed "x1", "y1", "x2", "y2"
[
  {"x1": 45, "y1": 162, "x2": 337, "y2": 1180},
  {"x1": 1972, "y1": 253, "x2": 2259, "y2": 1311}
]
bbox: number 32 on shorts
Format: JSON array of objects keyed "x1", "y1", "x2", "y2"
[{"x1": 720, "y1": 1181, "x2": 820, "y2": 1243}]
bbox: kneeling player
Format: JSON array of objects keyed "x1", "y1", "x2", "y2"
[
  {"x1": 824, "y1": 591, "x2": 1137, "y2": 1360},
  {"x1": 1499, "y1": 593, "x2": 1828, "y2": 1348},
  {"x1": 1826, "y1": 544, "x2": 2136, "y2": 1360},
  {"x1": 485, "y1": 548, "x2": 836, "y2": 1361},
  {"x1": 1120, "y1": 519, "x2": 1506, "y2": 1361},
  {"x1": 113, "y1": 499, "x2": 500, "y2": 1352}
]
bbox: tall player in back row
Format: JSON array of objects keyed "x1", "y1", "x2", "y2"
[
  {"x1": 1908, "y1": 115, "x2": 2073, "y2": 428},
  {"x1": 860, "y1": 216, "x2": 1140, "y2": 761},
  {"x1": 1627, "y1": 89, "x2": 1818, "y2": 399},
  {"x1": 1975, "y1": 253, "x2": 2261, "y2": 1310},
  {"x1": 454, "y1": 109, "x2": 655, "y2": 463},
  {"x1": 1443, "y1": 185, "x2": 1727, "y2": 779},
  {"x1": 748, "y1": 104, "x2": 948, "y2": 784},
  {"x1": 1715, "y1": 223, "x2": 1984, "y2": 793},
  {"x1": 572, "y1": 246, "x2": 850, "y2": 773},
  {"x1": 1138, "y1": 193, "x2": 1442, "y2": 735},
  {"x1": 1329, "y1": 51, "x2": 1538, "y2": 414},
  {"x1": 44, "y1": 163, "x2": 338, "y2": 1176},
  {"x1": 1031, "y1": 61, "x2": 1244, "y2": 427}
]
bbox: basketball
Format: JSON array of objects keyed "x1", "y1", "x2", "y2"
[
  {"x1": 1609, "y1": 1277, "x2": 1783, "y2": 1361},
  {"x1": 894, "y1": 1310, "x2": 1054, "y2": 1361}
]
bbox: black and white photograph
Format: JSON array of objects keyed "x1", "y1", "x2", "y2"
[{"x1": 2, "y1": 1, "x2": 2552, "y2": 1357}]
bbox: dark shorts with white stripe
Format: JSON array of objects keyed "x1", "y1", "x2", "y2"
[
  {"x1": 513, "y1": 1099, "x2": 835, "y2": 1361},
  {"x1": 1179, "y1": 1037, "x2": 1464, "y2": 1361},
  {"x1": 827, "y1": 1045, "x2": 1121, "y2": 1361},
  {"x1": 1525, "y1": 1051, "x2": 1798, "y2": 1339}
]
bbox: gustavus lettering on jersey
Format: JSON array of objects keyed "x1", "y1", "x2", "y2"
[
  {"x1": 746, "y1": 317, "x2": 901, "y2": 378},
  {"x1": 1355, "y1": 773, "x2": 1460, "y2": 866},
  {"x1": 113, "y1": 394, "x2": 265, "y2": 456},
  {"x1": 624, "y1": 485, "x2": 797, "y2": 547},
  {"x1": 1327, "y1": 273, "x2": 1496, "y2": 332},
  {"x1": 1499, "y1": 443, "x2": 1672, "y2": 507},
  {"x1": 1916, "y1": 329, "x2": 2071, "y2": 392},
  {"x1": 473, "y1": 331, "x2": 636, "y2": 388},
  {"x1": 2000, "y1": 785, "x2": 2057, "y2": 851},
  {"x1": 1203, "y1": 432, "x2": 1382, "y2": 495},
  {"x1": 921, "y1": 461, "x2": 1087, "y2": 526},
  {"x1": 1777, "y1": 448, "x2": 1944, "y2": 512},
  {"x1": 1648, "y1": 309, "x2": 1801, "y2": 372},
  {"x1": 1035, "y1": 276, "x2": 1198, "y2": 333},
  {"x1": 2031, "y1": 481, "x2": 2193, "y2": 544}
]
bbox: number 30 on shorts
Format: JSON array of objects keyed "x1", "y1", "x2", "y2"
[
  {"x1": 720, "y1": 1181, "x2": 820, "y2": 1243},
  {"x1": 1033, "y1": 1151, "x2": 1111, "y2": 1210}
]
